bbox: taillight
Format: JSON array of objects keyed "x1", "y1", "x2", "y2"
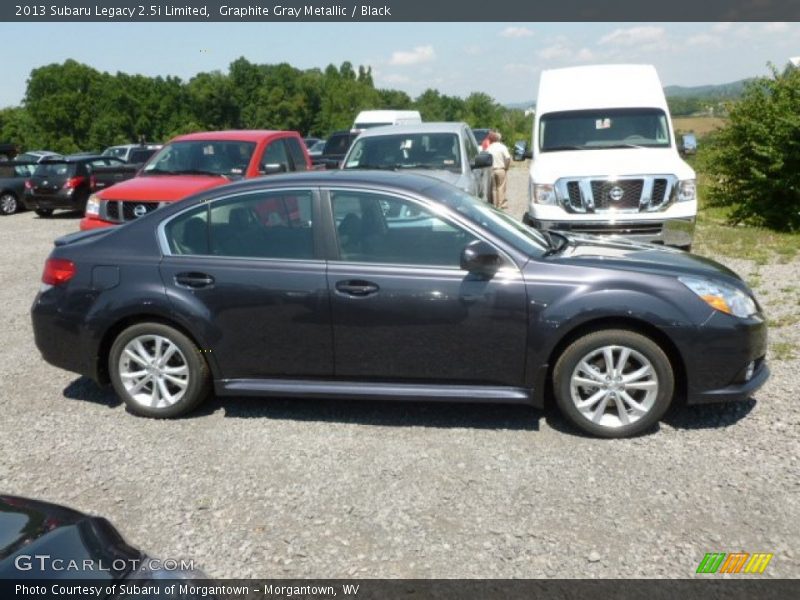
[
  {"x1": 42, "y1": 258, "x2": 76, "y2": 286},
  {"x1": 24, "y1": 179, "x2": 33, "y2": 190},
  {"x1": 63, "y1": 176, "x2": 85, "y2": 189}
]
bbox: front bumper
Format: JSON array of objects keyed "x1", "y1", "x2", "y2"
[
  {"x1": 80, "y1": 215, "x2": 117, "y2": 230},
  {"x1": 687, "y1": 360, "x2": 769, "y2": 404},
  {"x1": 525, "y1": 215, "x2": 695, "y2": 248}
]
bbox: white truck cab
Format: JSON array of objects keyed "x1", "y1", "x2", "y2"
[
  {"x1": 525, "y1": 64, "x2": 696, "y2": 249},
  {"x1": 353, "y1": 110, "x2": 422, "y2": 131}
]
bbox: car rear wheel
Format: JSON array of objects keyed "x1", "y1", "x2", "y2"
[
  {"x1": 109, "y1": 322, "x2": 211, "y2": 418},
  {"x1": 553, "y1": 329, "x2": 674, "y2": 438},
  {"x1": 0, "y1": 192, "x2": 19, "y2": 215},
  {"x1": 35, "y1": 208, "x2": 54, "y2": 217}
]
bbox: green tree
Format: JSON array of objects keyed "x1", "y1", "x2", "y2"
[{"x1": 701, "y1": 66, "x2": 800, "y2": 230}]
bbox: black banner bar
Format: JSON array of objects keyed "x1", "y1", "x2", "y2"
[
  {"x1": 2, "y1": 579, "x2": 798, "y2": 600},
  {"x1": 3, "y1": 0, "x2": 800, "y2": 22}
]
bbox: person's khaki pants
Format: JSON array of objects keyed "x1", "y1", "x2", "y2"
[{"x1": 492, "y1": 168, "x2": 508, "y2": 209}]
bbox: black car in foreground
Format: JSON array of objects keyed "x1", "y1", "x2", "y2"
[
  {"x1": 31, "y1": 171, "x2": 768, "y2": 437},
  {"x1": 23, "y1": 155, "x2": 125, "y2": 216},
  {"x1": 0, "y1": 496, "x2": 205, "y2": 597}
]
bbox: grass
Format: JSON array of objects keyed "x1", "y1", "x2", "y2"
[
  {"x1": 693, "y1": 199, "x2": 800, "y2": 264},
  {"x1": 673, "y1": 116, "x2": 727, "y2": 137},
  {"x1": 768, "y1": 314, "x2": 800, "y2": 329},
  {"x1": 770, "y1": 342, "x2": 799, "y2": 361}
]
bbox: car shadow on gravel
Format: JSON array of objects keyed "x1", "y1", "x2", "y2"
[
  {"x1": 39, "y1": 210, "x2": 84, "y2": 219},
  {"x1": 63, "y1": 377, "x2": 122, "y2": 408},
  {"x1": 203, "y1": 396, "x2": 543, "y2": 431},
  {"x1": 542, "y1": 399, "x2": 757, "y2": 438}
]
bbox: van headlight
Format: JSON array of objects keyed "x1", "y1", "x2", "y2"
[
  {"x1": 676, "y1": 179, "x2": 696, "y2": 202},
  {"x1": 532, "y1": 184, "x2": 556, "y2": 205},
  {"x1": 679, "y1": 276, "x2": 757, "y2": 318},
  {"x1": 85, "y1": 194, "x2": 101, "y2": 216}
]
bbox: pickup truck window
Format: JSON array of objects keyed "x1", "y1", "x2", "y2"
[
  {"x1": 285, "y1": 137, "x2": 309, "y2": 171},
  {"x1": 143, "y1": 140, "x2": 256, "y2": 177},
  {"x1": 539, "y1": 108, "x2": 671, "y2": 151}
]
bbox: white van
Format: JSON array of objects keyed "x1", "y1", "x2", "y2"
[
  {"x1": 353, "y1": 110, "x2": 422, "y2": 131},
  {"x1": 525, "y1": 64, "x2": 696, "y2": 249}
]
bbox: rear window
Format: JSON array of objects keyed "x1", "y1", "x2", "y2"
[{"x1": 34, "y1": 162, "x2": 76, "y2": 178}]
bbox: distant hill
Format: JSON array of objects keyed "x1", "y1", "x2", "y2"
[
  {"x1": 506, "y1": 78, "x2": 752, "y2": 109},
  {"x1": 662, "y1": 79, "x2": 751, "y2": 98}
]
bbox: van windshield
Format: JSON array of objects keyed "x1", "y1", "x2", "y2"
[
  {"x1": 539, "y1": 108, "x2": 671, "y2": 152},
  {"x1": 354, "y1": 122, "x2": 392, "y2": 129}
]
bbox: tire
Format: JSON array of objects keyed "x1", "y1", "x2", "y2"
[
  {"x1": 109, "y1": 322, "x2": 211, "y2": 418},
  {"x1": 553, "y1": 329, "x2": 674, "y2": 438},
  {"x1": 0, "y1": 192, "x2": 19, "y2": 215},
  {"x1": 35, "y1": 208, "x2": 54, "y2": 217}
]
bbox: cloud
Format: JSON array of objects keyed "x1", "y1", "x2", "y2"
[
  {"x1": 576, "y1": 48, "x2": 595, "y2": 61},
  {"x1": 502, "y1": 63, "x2": 537, "y2": 75},
  {"x1": 762, "y1": 22, "x2": 789, "y2": 33},
  {"x1": 501, "y1": 26, "x2": 533, "y2": 39},
  {"x1": 537, "y1": 43, "x2": 571, "y2": 61},
  {"x1": 379, "y1": 73, "x2": 411, "y2": 84},
  {"x1": 463, "y1": 44, "x2": 483, "y2": 56},
  {"x1": 686, "y1": 33, "x2": 722, "y2": 47},
  {"x1": 712, "y1": 22, "x2": 733, "y2": 33},
  {"x1": 388, "y1": 45, "x2": 435, "y2": 66},
  {"x1": 599, "y1": 26, "x2": 666, "y2": 47}
]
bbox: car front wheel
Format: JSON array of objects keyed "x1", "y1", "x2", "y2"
[
  {"x1": 553, "y1": 329, "x2": 674, "y2": 438},
  {"x1": 109, "y1": 322, "x2": 211, "y2": 418}
]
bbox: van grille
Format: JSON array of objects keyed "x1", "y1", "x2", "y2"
[
  {"x1": 556, "y1": 175, "x2": 677, "y2": 213},
  {"x1": 590, "y1": 180, "x2": 643, "y2": 210}
]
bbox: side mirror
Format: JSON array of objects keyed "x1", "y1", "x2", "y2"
[
  {"x1": 261, "y1": 163, "x2": 287, "y2": 175},
  {"x1": 460, "y1": 239, "x2": 505, "y2": 275},
  {"x1": 472, "y1": 152, "x2": 493, "y2": 169}
]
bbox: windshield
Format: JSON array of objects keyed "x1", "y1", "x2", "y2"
[
  {"x1": 102, "y1": 147, "x2": 126, "y2": 158},
  {"x1": 539, "y1": 108, "x2": 671, "y2": 152},
  {"x1": 345, "y1": 133, "x2": 462, "y2": 172},
  {"x1": 142, "y1": 140, "x2": 256, "y2": 177},
  {"x1": 431, "y1": 183, "x2": 549, "y2": 256}
]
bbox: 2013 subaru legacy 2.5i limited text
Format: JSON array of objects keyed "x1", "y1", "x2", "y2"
[{"x1": 31, "y1": 171, "x2": 768, "y2": 438}]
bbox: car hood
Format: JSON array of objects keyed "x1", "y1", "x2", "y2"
[
  {"x1": 0, "y1": 496, "x2": 141, "y2": 579},
  {"x1": 547, "y1": 233, "x2": 743, "y2": 285},
  {"x1": 96, "y1": 173, "x2": 230, "y2": 202},
  {"x1": 531, "y1": 147, "x2": 695, "y2": 180}
]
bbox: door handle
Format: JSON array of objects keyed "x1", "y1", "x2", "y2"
[
  {"x1": 175, "y1": 272, "x2": 215, "y2": 289},
  {"x1": 335, "y1": 280, "x2": 379, "y2": 296}
]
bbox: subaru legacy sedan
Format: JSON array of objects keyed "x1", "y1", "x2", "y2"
[{"x1": 31, "y1": 171, "x2": 768, "y2": 438}]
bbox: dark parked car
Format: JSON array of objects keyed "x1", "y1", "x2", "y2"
[
  {"x1": 0, "y1": 162, "x2": 35, "y2": 215},
  {"x1": 312, "y1": 130, "x2": 359, "y2": 170},
  {"x1": 513, "y1": 140, "x2": 528, "y2": 161},
  {"x1": 23, "y1": 155, "x2": 124, "y2": 216},
  {"x1": 31, "y1": 171, "x2": 768, "y2": 438},
  {"x1": 0, "y1": 496, "x2": 206, "y2": 595}
]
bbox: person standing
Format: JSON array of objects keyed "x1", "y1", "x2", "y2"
[{"x1": 486, "y1": 131, "x2": 511, "y2": 210}]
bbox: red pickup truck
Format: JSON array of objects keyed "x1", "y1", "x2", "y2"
[{"x1": 80, "y1": 130, "x2": 311, "y2": 230}]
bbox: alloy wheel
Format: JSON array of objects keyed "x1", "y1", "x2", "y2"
[
  {"x1": 118, "y1": 335, "x2": 190, "y2": 409},
  {"x1": 569, "y1": 345, "x2": 659, "y2": 428}
]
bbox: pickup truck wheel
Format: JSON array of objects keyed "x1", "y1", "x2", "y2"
[
  {"x1": 35, "y1": 208, "x2": 54, "y2": 217},
  {"x1": 0, "y1": 192, "x2": 19, "y2": 215},
  {"x1": 109, "y1": 322, "x2": 211, "y2": 418},
  {"x1": 553, "y1": 329, "x2": 674, "y2": 438}
]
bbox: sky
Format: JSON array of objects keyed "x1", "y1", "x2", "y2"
[{"x1": 2, "y1": 21, "x2": 799, "y2": 108}]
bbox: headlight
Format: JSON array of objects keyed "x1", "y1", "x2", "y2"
[
  {"x1": 85, "y1": 194, "x2": 101, "y2": 216},
  {"x1": 532, "y1": 183, "x2": 556, "y2": 205},
  {"x1": 676, "y1": 179, "x2": 696, "y2": 202},
  {"x1": 679, "y1": 276, "x2": 757, "y2": 318}
]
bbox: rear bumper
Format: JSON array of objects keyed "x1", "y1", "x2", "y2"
[
  {"x1": 525, "y1": 215, "x2": 695, "y2": 247},
  {"x1": 23, "y1": 192, "x2": 83, "y2": 211}
]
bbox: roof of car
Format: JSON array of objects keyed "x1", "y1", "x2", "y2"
[
  {"x1": 355, "y1": 122, "x2": 468, "y2": 138},
  {"x1": 45, "y1": 154, "x2": 108, "y2": 163},
  {"x1": 195, "y1": 169, "x2": 450, "y2": 197},
  {"x1": 171, "y1": 130, "x2": 297, "y2": 142}
]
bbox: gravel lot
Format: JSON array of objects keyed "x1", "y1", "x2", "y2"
[{"x1": 1, "y1": 165, "x2": 798, "y2": 579}]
